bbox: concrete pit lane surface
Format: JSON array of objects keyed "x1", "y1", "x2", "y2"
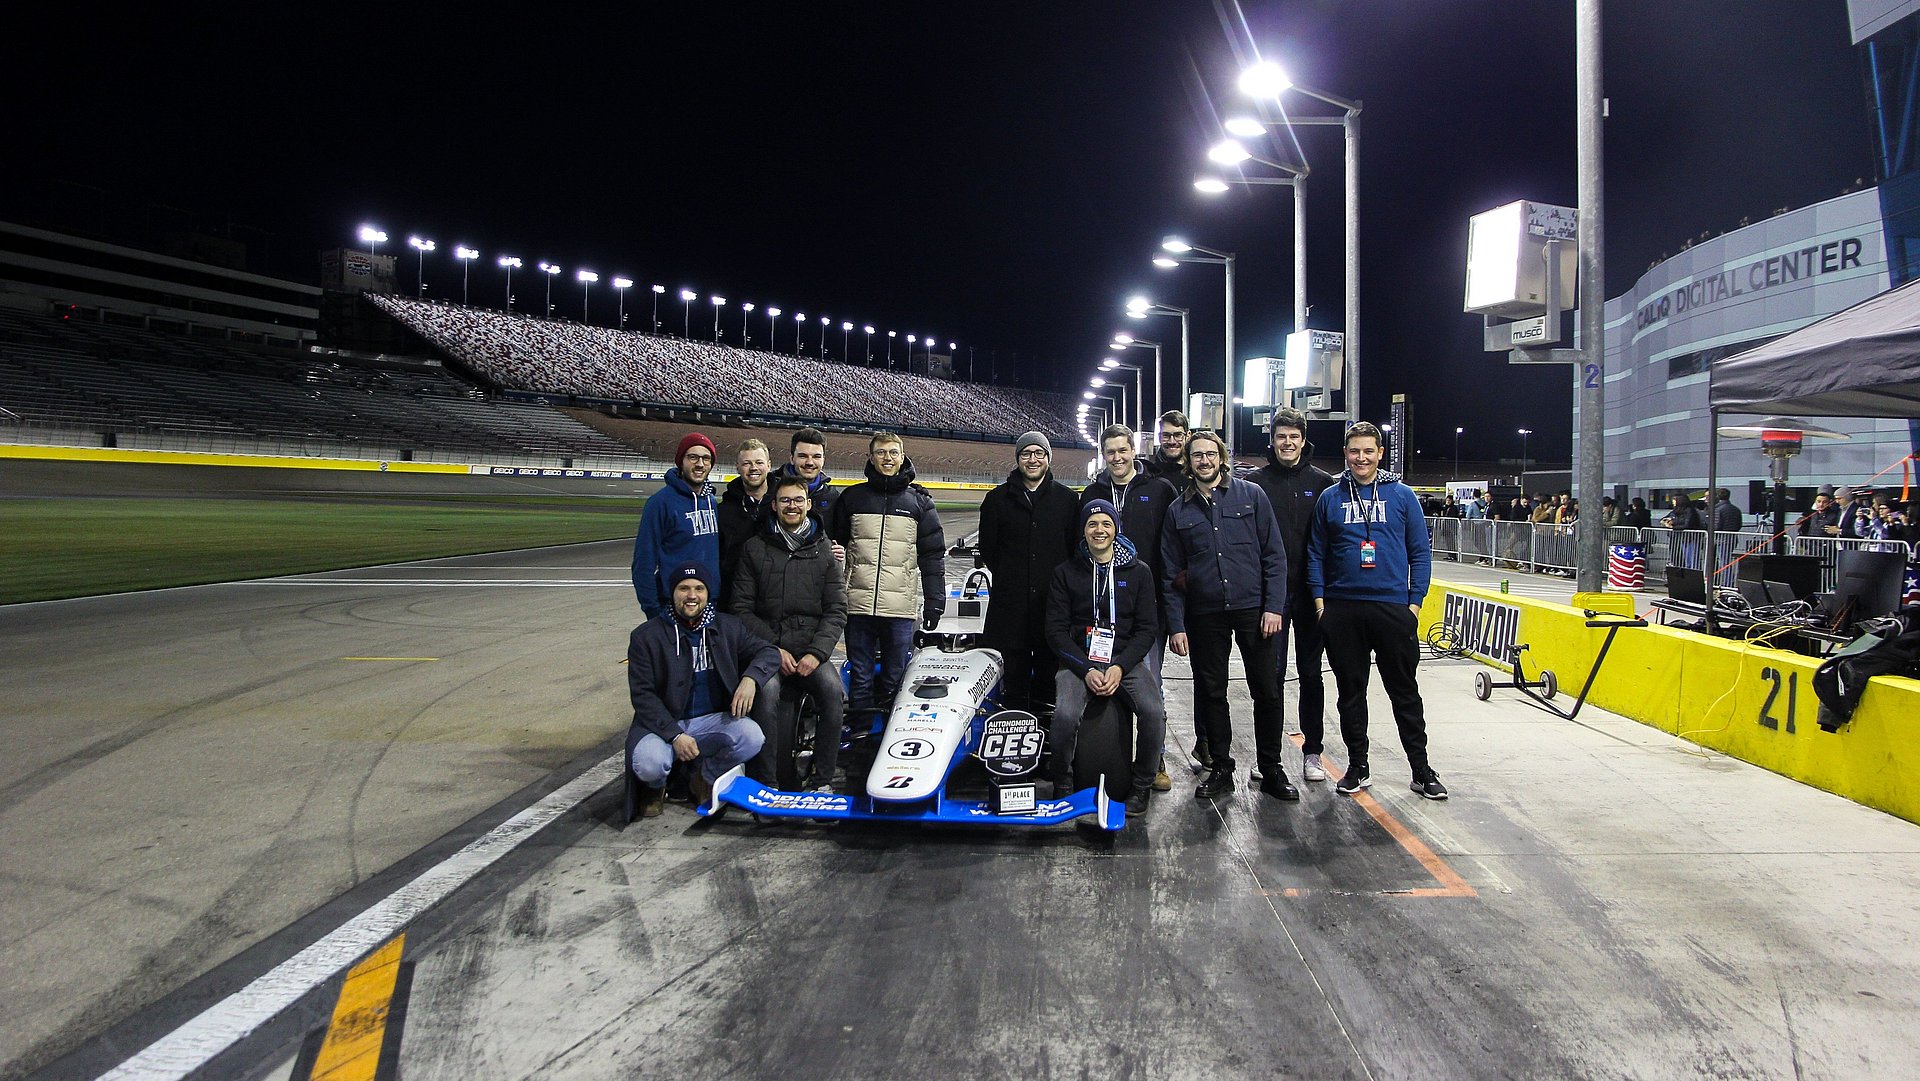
[{"x1": 3, "y1": 495, "x2": 1920, "y2": 1080}]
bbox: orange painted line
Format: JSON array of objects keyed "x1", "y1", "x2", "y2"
[
  {"x1": 1287, "y1": 733, "x2": 1477, "y2": 899},
  {"x1": 308, "y1": 934, "x2": 405, "y2": 1081}
]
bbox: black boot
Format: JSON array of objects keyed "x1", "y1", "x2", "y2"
[
  {"x1": 1195, "y1": 768, "x2": 1236, "y2": 800},
  {"x1": 1125, "y1": 785, "x2": 1150, "y2": 817},
  {"x1": 1258, "y1": 768, "x2": 1299, "y2": 802}
]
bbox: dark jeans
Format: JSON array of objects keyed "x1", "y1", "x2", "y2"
[
  {"x1": 1052, "y1": 665, "x2": 1168, "y2": 791},
  {"x1": 1319, "y1": 599, "x2": 1432, "y2": 779},
  {"x1": 1276, "y1": 601, "x2": 1328, "y2": 754},
  {"x1": 998, "y1": 647, "x2": 1059, "y2": 718},
  {"x1": 846, "y1": 615, "x2": 913, "y2": 714},
  {"x1": 1186, "y1": 607, "x2": 1284, "y2": 775},
  {"x1": 755, "y1": 662, "x2": 845, "y2": 789}
]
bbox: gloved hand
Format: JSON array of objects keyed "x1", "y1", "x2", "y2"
[{"x1": 921, "y1": 605, "x2": 943, "y2": 632}]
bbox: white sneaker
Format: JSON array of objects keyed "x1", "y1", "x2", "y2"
[{"x1": 1302, "y1": 754, "x2": 1327, "y2": 782}]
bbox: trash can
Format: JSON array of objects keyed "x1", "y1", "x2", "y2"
[{"x1": 1607, "y1": 543, "x2": 1646, "y2": 590}]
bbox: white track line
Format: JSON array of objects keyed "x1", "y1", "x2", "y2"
[{"x1": 95, "y1": 755, "x2": 623, "y2": 1081}]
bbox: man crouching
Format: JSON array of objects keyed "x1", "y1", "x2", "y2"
[{"x1": 627, "y1": 562, "x2": 781, "y2": 818}]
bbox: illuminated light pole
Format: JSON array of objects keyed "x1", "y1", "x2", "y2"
[
  {"x1": 497, "y1": 255, "x2": 521, "y2": 311},
  {"x1": 1110, "y1": 334, "x2": 1163, "y2": 433},
  {"x1": 650, "y1": 284, "x2": 665, "y2": 332},
  {"x1": 840, "y1": 321, "x2": 853, "y2": 363},
  {"x1": 1124, "y1": 296, "x2": 1186, "y2": 424},
  {"x1": 740, "y1": 302, "x2": 754, "y2": 346},
  {"x1": 1518, "y1": 428, "x2": 1532, "y2": 478},
  {"x1": 576, "y1": 269, "x2": 597, "y2": 323},
  {"x1": 358, "y1": 224, "x2": 387, "y2": 265},
  {"x1": 455, "y1": 246, "x2": 479, "y2": 306},
  {"x1": 887, "y1": 330, "x2": 898, "y2": 368},
  {"x1": 1156, "y1": 238, "x2": 1237, "y2": 457},
  {"x1": 863, "y1": 325, "x2": 875, "y2": 365},
  {"x1": 1101, "y1": 357, "x2": 1146, "y2": 432},
  {"x1": 766, "y1": 306, "x2": 781, "y2": 350},
  {"x1": 818, "y1": 315, "x2": 829, "y2": 359},
  {"x1": 794, "y1": 311, "x2": 807, "y2": 353},
  {"x1": 407, "y1": 236, "x2": 435, "y2": 299},
  {"x1": 613, "y1": 277, "x2": 633, "y2": 327},
  {"x1": 1454, "y1": 426, "x2": 1464, "y2": 481},
  {"x1": 537, "y1": 261, "x2": 561, "y2": 317},
  {"x1": 680, "y1": 289, "x2": 697, "y2": 336},
  {"x1": 711, "y1": 295, "x2": 727, "y2": 342},
  {"x1": 1091, "y1": 376, "x2": 1128, "y2": 432}
]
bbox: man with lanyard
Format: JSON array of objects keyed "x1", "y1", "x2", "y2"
[
  {"x1": 1160, "y1": 428, "x2": 1294, "y2": 802},
  {"x1": 1045, "y1": 499, "x2": 1166, "y2": 816},
  {"x1": 1244, "y1": 407, "x2": 1337, "y2": 784},
  {"x1": 1305, "y1": 421, "x2": 1447, "y2": 801},
  {"x1": 1082, "y1": 422, "x2": 1178, "y2": 789}
]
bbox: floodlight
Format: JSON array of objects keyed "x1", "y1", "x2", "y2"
[
  {"x1": 408, "y1": 236, "x2": 435, "y2": 252},
  {"x1": 612, "y1": 276, "x2": 633, "y2": 289},
  {"x1": 1464, "y1": 200, "x2": 1578, "y2": 317},
  {"x1": 1125, "y1": 296, "x2": 1150, "y2": 312},
  {"x1": 767, "y1": 307, "x2": 781, "y2": 317},
  {"x1": 712, "y1": 296, "x2": 727, "y2": 306},
  {"x1": 1161, "y1": 238, "x2": 1193, "y2": 253},
  {"x1": 497, "y1": 255, "x2": 522, "y2": 268},
  {"x1": 680, "y1": 289, "x2": 697, "y2": 301},
  {"x1": 539, "y1": 261, "x2": 561, "y2": 275},
  {"x1": 1083, "y1": 391, "x2": 1097, "y2": 399},
  {"x1": 358, "y1": 225, "x2": 387, "y2": 244},
  {"x1": 577, "y1": 270, "x2": 598, "y2": 283},
  {"x1": 863, "y1": 325, "x2": 874, "y2": 333},
  {"x1": 742, "y1": 302, "x2": 755, "y2": 312},
  {"x1": 455, "y1": 246, "x2": 479, "y2": 261},
  {"x1": 841, "y1": 321, "x2": 852, "y2": 330},
  {"x1": 1193, "y1": 177, "x2": 1231, "y2": 194},
  {"x1": 1091, "y1": 376, "x2": 1107, "y2": 387},
  {"x1": 651, "y1": 284, "x2": 666, "y2": 294},
  {"x1": 1224, "y1": 117, "x2": 1266, "y2": 138},
  {"x1": 1153, "y1": 256, "x2": 1181, "y2": 268},
  {"x1": 1238, "y1": 61, "x2": 1293, "y2": 98},
  {"x1": 1113, "y1": 333, "x2": 1135, "y2": 344},
  {"x1": 1207, "y1": 140, "x2": 1252, "y2": 166}
]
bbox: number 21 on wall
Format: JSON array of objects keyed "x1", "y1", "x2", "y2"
[{"x1": 1758, "y1": 666, "x2": 1796, "y2": 733}]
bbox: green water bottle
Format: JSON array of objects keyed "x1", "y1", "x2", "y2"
[{"x1": 1500, "y1": 578, "x2": 1510, "y2": 594}]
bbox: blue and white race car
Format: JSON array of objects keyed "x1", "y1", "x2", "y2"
[{"x1": 699, "y1": 636, "x2": 1130, "y2": 830}]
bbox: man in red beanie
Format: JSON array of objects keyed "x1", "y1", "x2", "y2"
[{"x1": 633, "y1": 432, "x2": 722, "y2": 618}]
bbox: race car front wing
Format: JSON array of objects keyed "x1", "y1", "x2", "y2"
[{"x1": 698, "y1": 765, "x2": 1125, "y2": 831}]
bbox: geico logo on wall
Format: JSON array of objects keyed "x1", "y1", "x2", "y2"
[{"x1": 1441, "y1": 592, "x2": 1521, "y2": 664}]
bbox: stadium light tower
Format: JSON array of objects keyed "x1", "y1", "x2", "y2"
[
  {"x1": 454, "y1": 246, "x2": 479, "y2": 306},
  {"x1": 1156, "y1": 237, "x2": 1237, "y2": 457},
  {"x1": 740, "y1": 301, "x2": 755, "y2": 346},
  {"x1": 680, "y1": 289, "x2": 697, "y2": 336},
  {"x1": 862, "y1": 325, "x2": 875, "y2": 365},
  {"x1": 576, "y1": 270, "x2": 598, "y2": 323},
  {"x1": 407, "y1": 236, "x2": 435, "y2": 299},
  {"x1": 818, "y1": 315, "x2": 829, "y2": 358},
  {"x1": 1101, "y1": 357, "x2": 1146, "y2": 431},
  {"x1": 497, "y1": 255, "x2": 521, "y2": 311},
  {"x1": 840, "y1": 321, "x2": 853, "y2": 362},
  {"x1": 1518, "y1": 428, "x2": 1532, "y2": 476},
  {"x1": 1454, "y1": 426, "x2": 1464, "y2": 480},
  {"x1": 793, "y1": 311, "x2": 807, "y2": 353},
  {"x1": 765, "y1": 306, "x2": 781, "y2": 350},
  {"x1": 358, "y1": 224, "x2": 387, "y2": 264},
  {"x1": 1125, "y1": 296, "x2": 1186, "y2": 424},
  {"x1": 887, "y1": 330, "x2": 898, "y2": 367},
  {"x1": 612, "y1": 277, "x2": 633, "y2": 327},
  {"x1": 711, "y1": 295, "x2": 727, "y2": 342},
  {"x1": 650, "y1": 284, "x2": 665, "y2": 332},
  {"x1": 538, "y1": 261, "x2": 562, "y2": 317},
  {"x1": 1110, "y1": 333, "x2": 1163, "y2": 429}
]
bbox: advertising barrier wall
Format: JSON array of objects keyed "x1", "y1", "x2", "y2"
[{"x1": 1421, "y1": 579, "x2": 1920, "y2": 826}]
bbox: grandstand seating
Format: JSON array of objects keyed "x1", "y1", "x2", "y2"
[
  {"x1": 0, "y1": 308, "x2": 640, "y2": 463},
  {"x1": 368, "y1": 294, "x2": 1081, "y2": 444}
]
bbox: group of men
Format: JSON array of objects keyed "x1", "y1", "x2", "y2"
[{"x1": 623, "y1": 410, "x2": 1448, "y2": 822}]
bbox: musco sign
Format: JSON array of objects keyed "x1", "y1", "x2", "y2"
[{"x1": 1441, "y1": 592, "x2": 1522, "y2": 664}]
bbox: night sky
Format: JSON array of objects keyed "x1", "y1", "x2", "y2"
[{"x1": 7, "y1": 1, "x2": 1873, "y2": 462}]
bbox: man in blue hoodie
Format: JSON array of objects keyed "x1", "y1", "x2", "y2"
[
  {"x1": 632, "y1": 432, "x2": 722, "y2": 618},
  {"x1": 1306, "y1": 421, "x2": 1448, "y2": 800}
]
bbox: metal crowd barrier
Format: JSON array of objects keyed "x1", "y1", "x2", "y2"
[{"x1": 1421, "y1": 517, "x2": 1916, "y2": 591}]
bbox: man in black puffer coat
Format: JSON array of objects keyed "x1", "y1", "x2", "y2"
[
  {"x1": 1242, "y1": 407, "x2": 1338, "y2": 783},
  {"x1": 979, "y1": 431, "x2": 1080, "y2": 718}
]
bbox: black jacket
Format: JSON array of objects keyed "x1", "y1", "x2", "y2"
[
  {"x1": 978, "y1": 469, "x2": 1080, "y2": 650},
  {"x1": 728, "y1": 514, "x2": 848, "y2": 665},
  {"x1": 625, "y1": 604, "x2": 780, "y2": 755},
  {"x1": 1045, "y1": 534, "x2": 1159, "y2": 678},
  {"x1": 776, "y1": 463, "x2": 839, "y2": 525},
  {"x1": 1243, "y1": 441, "x2": 1336, "y2": 611},
  {"x1": 1141, "y1": 448, "x2": 1184, "y2": 481},
  {"x1": 717, "y1": 475, "x2": 769, "y2": 605},
  {"x1": 1083, "y1": 470, "x2": 1177, "y2": 630}
]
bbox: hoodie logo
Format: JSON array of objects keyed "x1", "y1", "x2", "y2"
[
  {"x1": 687, "y1": 507, "x2": 718, "y2": 535},
  {"x1": 1343, "y1": 500, "x2": 1388, "y2": 525}
]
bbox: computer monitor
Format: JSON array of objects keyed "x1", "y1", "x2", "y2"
[
  {"x1": 1831, "y1": 549, "x2": 1906, "y2": 622},
  {"x1": 1736, "y1": 553, "x2": 1822, "y2": 600},
  {"x1": 1665, "y1": 564, "x2": 1706, "y2": 603}
]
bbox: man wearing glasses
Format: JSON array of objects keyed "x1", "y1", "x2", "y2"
[
  {"x1": 633, "y1": 432, "x2": 722, "y2": 619},
  {"x1": 1160, "y1": 429, "x2": 1294, "y2": 802},
  {"x1": 730, "y1": 473, "x2": 849, "y2": 792},
  {"x1": 978, "y1": 431, "x2": 1080, "y2": 717}
]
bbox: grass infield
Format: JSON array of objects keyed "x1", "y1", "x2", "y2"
[{"x1": 1, "y1": 498, "x2": 636, "y2": 604}]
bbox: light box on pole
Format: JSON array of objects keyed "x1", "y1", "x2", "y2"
[{"x1": 1464, "y1": 200, "x2": 1578, "y2": 318}]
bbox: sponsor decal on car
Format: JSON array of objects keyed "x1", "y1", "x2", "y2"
[{"x1": 746, "y1": 791, "x2": 852, "y2": 811}]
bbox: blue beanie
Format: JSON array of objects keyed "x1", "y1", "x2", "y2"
[
  {"x1": 668, "y1": 562, "x2": 714, "y2": 592},
  {"x1": 1080, "y1": 498, "x2": 1120, "y2": 533}
]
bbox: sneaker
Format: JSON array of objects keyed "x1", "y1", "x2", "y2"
[
  {"x1": 640, "y1": 786, "x2": 666, "y2": 818},
  {"x1": 1302, "y1": 754, "x2": 1327, "y2": 782},
  {"x1": 1411, "y1": 774, "x2": 1449, "y2": 800},
  {"x1": 801, "y1": 773, "x2": 834, "y2": 794},
  {"x1": 1125, "y1": 786, "x2": 1150, "y2": 816},
  {"x1": 1153, "y1": 756, "x2": 1172, "y2": 792},
  {"x1": 1335, "y1": 765, "x2": 1371, "y2": 795}
]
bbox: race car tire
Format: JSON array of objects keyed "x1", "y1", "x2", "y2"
[{"x1": 1073, "y1": 696, "x2": 1134, "y2": 802}]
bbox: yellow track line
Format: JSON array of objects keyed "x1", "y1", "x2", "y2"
[
  {"x1": 340, "y1": 657, "x2": 441, "y2": 662},
  {"x1": 308, "y1": 934, "x2": 405, "y2": 1081}
]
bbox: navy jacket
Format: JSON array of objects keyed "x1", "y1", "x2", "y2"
[
  {"x1": 1306, "y1": 469, "x2": 1433, "y2": 606},
  {"x1": 631, "y1": 467, "x2": 720, "y2": 617},
  {"x1": 626, "y1": 604, "x2": 780, "y2": 756},
  {"x1": 1045, "y1": 534, "x2": 1159, "y2": 677},
  {"x1": 1159, "y1": 475, "x2": 1289, "y2": 634}
]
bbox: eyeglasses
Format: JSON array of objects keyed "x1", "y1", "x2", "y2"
[
  {"x1": 774, "y1": 496, "x2": 809, "y2": 507},
  {"x1": 1188, "y1": 450, "x2": 1221, "y2": 461},
  {"x1": 1017, "y1": 449, "x2": 1048, "y2": 459}
]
